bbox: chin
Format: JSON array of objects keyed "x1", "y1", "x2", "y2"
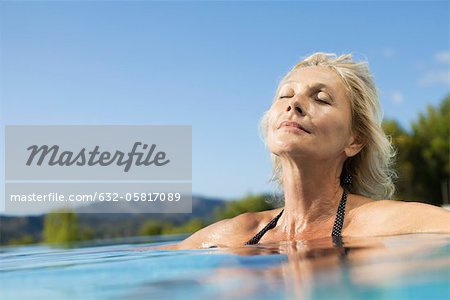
[
  {"x1": 267, "y1": 132, "x2": 308, "y2": 153},
  {"x1": 269, "y1": 142, "x2": 304, "y2": 155}
]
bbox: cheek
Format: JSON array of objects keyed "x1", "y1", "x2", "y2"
[
  {"x1": 265, "y1": 112, "x2": 282, "y2": 149},
  {"x1": 266, "y1": 116, "x2": 277, "y2": 146},
  {"x1": 266, "y1": 105, "x2": 280, "y2": 132},
  {"x1": 314, "y1": 111, "x2": 352, "y2": 145}
]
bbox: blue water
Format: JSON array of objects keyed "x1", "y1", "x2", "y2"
[{"x1": 1, "y1": 234, "x2": 449, "y2": 299}]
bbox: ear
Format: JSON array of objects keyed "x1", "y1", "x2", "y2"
[{"x1": 344, "y1": 134, "x2": 365, "y2": 158}]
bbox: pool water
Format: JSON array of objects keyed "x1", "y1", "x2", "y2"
[{"x1": 1, "y1": 234, "x2": 449, "y2": 299}]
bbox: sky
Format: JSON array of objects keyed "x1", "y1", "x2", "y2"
[{"x1": 1, "y1": 0, "x2": 449, "y2": 213}]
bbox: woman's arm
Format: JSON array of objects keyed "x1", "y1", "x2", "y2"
[
  {"x1": 171, "y1": 218, "x2": 232, "y2": 250},
  {"x1": 352, "y1": 200, "x2": 450, "y2": 236},
  {"x1": 401, "y1": 201, "x2": 450, "y2": 233}
]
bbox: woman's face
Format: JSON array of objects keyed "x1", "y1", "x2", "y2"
[{"x1": 267, "y1": 66, "x2": 361, "y2": 162}]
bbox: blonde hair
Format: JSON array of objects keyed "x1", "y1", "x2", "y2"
[{"x1": 260, "y1": 52, "x2": 397, "y2": 200}]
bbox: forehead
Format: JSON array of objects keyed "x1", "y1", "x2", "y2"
[{"x1": 281, "y1": 66, "x2": 345, "y2": 94}]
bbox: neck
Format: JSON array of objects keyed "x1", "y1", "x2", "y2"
[{"x1": 278, "y1": 157, "x2": 345, "y2": 238}]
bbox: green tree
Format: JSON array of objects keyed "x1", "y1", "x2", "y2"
[
  {"x1": 79, "y1": 226, "x2": 94, "y2": 241},
  {"x1": 383, "y1": 94, "x2": 449, "y2": 205},
  {"x1": 410, "y1": 95, "x2": 450, "y2": 205},
  {"x1": 43, "y1": 210, "x2": 80, "y2": 245},
  {"x1": 8, "y1": 234, "x2": 35, "y2": 246},
  {"x1": 214, "y1": 193, "x2": 279, "y2": 220},
  {"x1": 139, "y1": 220, "x2": 164, "y2": 236},
  {"x1": 161, "y1": 218, "x2": 205, "y2": 235}
]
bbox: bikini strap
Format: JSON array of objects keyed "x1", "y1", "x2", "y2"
[
  {"x1": 331, "y1": 188, "x2": 348, "y2": 237},
  {"x1": 245, "y1": 209, "x2": 284, "y2": 245}
]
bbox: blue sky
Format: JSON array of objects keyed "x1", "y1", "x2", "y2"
[{"x1": 1, "y1": 0, "x2": 449, "y2": 210}]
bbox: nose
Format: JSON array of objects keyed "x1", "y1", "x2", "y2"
[{"x1": 286, "y1": 97, "x2": 305, "y2": 116}]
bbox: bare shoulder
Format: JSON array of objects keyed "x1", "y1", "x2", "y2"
[
  {"x1": 347, "y1": 198, "x2": 450, "y2": 236},
  {"x1": 168, "y1": 210, "x2": 277, "y2": 250}
]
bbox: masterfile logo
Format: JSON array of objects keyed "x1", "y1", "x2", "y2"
[
  {"x1": 26, "y1": 142, "x2": 170, "y2": 172},
  {"x1": 6, "y1": 125, "x2": 191, "y2": 180}
]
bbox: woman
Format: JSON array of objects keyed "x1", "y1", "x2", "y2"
[{"x1": 159, "y1": 52, "x2": 450, "y2": 250}]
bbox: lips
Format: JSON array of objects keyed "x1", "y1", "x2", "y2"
[{"x1": 278, "y1": 120, "x2": 311, "y2": 134}]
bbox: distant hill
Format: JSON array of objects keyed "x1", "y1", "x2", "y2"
[
  {"x1": 0, "y1": 195, "x2": 226, "y2": 245},
  {"x1": 0, "y1": 215, "x2": 44, "y2": 245}
]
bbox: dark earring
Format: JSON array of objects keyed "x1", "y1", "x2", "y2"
[{"x1": 341, "y1": 173, "x2": 353, "y2": 187}]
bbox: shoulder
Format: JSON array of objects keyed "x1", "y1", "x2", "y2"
[
  {"x1": 346, "y1": 198, "x2": 450, "y2": 236},
  {"x1": 174, "y1": 209, "x2": 278, "y2": 249}
]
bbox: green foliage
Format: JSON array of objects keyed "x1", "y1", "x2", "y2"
[
  {"x1": 79, "y1": 226, "x2": 94, "y2": 241},
  {"x1": 43, "y1": 209, "x2": 81, "y2": 245},
  {"x1": 414, "y1": 95, "x2": 450, "y2": 175},
  {"x1": 162, "y1": 218, "x2": 206, "y2": 235},
  {"x1": 383, "y1": 94, "x2": 450, "y2": 205},
  {"x1": 214, "y1": 193, "x2": 278, "y2": 220},
  {"x1": 410, "y1": 95, "x2": 450, "y2": 204},
  {"x1": 139, "y1": 218, "x2": 206, "y2": 236},
  {"x1": 8, "y1": 234, "x2": 35, "y2": 246},
  {"x1": 139, "y1": 220, "x2": 165, "y2": 236}
]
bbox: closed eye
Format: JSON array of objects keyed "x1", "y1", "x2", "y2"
[
  {"x1": 316, "y1": 97, "x2": 330, "y2": 104},
  {"x1": 314, "y1": 91, "x2": 332, "y2": 104}
]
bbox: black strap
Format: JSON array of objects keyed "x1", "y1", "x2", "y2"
[
  {"x1": 245, "y1": 209, "x2": 284, "y2": 245},
  {"x1": 332, "y1": 188, "x2": 348, "y2": 237},
  {"x1": 245, "y1": 188, "x2": 348, "y2": 245}
]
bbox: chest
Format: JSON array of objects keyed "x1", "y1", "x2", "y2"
[{"x1": 255, "y1": 218, "x2": 342, "y2": 244}]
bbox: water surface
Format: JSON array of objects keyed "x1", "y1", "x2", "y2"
[{"x1": 1, "y1": 234, "x2": 449, "y2": 299}]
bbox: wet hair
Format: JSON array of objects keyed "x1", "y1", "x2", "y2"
[{"x1": 259, "y1": 52, "x2": 396, "y2": 200}]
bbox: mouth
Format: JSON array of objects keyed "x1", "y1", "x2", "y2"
[{"x1": 278, "y1": 121, "x2": 311, "y2": 134}]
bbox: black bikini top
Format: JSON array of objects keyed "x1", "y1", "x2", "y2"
[{"x1": 245, "y1": 189, "x2": 349, "y2": 245}]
